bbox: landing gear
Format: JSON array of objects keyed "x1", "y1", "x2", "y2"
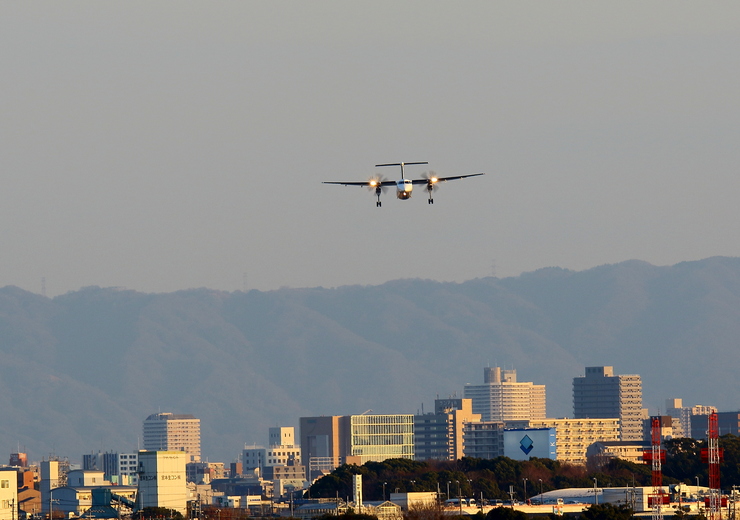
[
  {"x1": 426, "y1": 181, "x2": 435, "y2": 205},
  {"x1": 375, "y1": 187, "x2": 382, "y2": 207},
  {"x1": 376, "y1": 200, "x2": 382, "y2": 207}
]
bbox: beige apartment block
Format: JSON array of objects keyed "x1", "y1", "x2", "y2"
[
  {"x1": 143, "y1": 413, "x2": 201, "y2": 462},
  {"x1": 464, "y1": 367, "x2": 546, "y2": 422},
  {"x1": 509, "y1": 417, "x2": 620, "y2": 465}
]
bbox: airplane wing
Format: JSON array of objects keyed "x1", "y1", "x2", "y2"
[
  {"x1": 410, "y1": 172, "x2": 485, "y2": 185},
  {"x1": 322, "y1": 180, "x2": 396, "y2": 187}
]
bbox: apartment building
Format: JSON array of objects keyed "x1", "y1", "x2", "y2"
[
  {"x1": 414, "y1": 398, "x2": 480, "y2": 461},
  {"x1": 143, "y1": 413, "x2": 201, "y2": 462},
  {"x1": 464, "y1": 367, "x2": 546, "y2": 422},
  {"x1": 573, "y1": 366, "x2": 644, "y2": 441},
  {"x1": 508, "y1": 417, "x2": 620, "y2": 464}
]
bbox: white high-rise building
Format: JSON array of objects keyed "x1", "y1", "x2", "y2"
[
  {"x1": 143, "y1": 413, "x2": 201, "y2": 462},
  {"x1": 463, "y1": 367, "x2": 546, "y2": 422}
]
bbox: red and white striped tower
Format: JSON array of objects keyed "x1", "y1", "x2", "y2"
[
  {"x1": 644, "y1": 417, "x2": 667, "y2": 520},
  {"x1": 702, "y1": 412, "x2": 724, "y2": 520}
]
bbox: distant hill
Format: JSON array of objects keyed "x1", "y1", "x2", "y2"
[{"x1": 1, "y1": 256, "x2": 739, "y2": 464}]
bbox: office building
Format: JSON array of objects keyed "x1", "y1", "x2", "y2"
[
  {"x1": 414, "y1": 398, "x2": 480, "y2": 461},
  {"x1": 690, "y1": 411, "x2": 740, "y2": 439},
  {"x1": 300, "y1": 414, "x2": 414, "y2": 480},
  {"x1": 464, "y1": 367, "x2": 546, "y2": 422},
  {"x1": 573, "y1": 366, "x2": 644, "y2": 441},
  {"x1": 83, "y1": 451, "x2": 138, "y2": 485},
  {"x1": 143, "y1": 413, "x2": 201, "y2": 462},
  {"x1": 9, "y1": 454, "x2": 27, "y2": 468},
  {"x1": 243, "y1": 426, "x2": 302, "y2": 478}
]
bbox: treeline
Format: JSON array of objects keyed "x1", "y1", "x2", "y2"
[{"x1": 307, "y1": 435, "x2": 740, "y2": 500}]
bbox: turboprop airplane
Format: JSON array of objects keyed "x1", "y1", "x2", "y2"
[{"x1": 323, "y1": 162, "x2": 485, "y2": 207}]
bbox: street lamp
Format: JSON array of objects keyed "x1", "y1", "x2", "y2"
[
  {"x1": 456, "y1": 481, "x2": 462, "y2": 515},
  {"x1": 538, "y1": 479, "x2": 543, "y2": 505},
  {"x1": 410, "y1": 480, "x2": 415, "y2": 492},
  {"x1": 383, "y1": 482, "x2": 387, "y2": 501},
  {"x1": 593, "y1": 478, "x2": 598, "y2": 506},
  {"x1": 447, "y1": 481, "x2": 451, "y2": 501},
  {"x1": 523, "y1": 478, "x2": 528, "y2": 503}
]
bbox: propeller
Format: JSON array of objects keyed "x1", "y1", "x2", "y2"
[
  {"x1": 421, "y1": 171, "x2": 440, "y2": 192},
  {"x1": 366, "y1": 175, "x2": 388, "y2": 194}
]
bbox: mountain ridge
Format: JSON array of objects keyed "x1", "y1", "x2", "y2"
[{"x1": 1, "y1": 256, "x2": 739, "y2": 463}]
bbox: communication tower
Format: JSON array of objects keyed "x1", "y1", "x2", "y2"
[
  {"x1": 643, "y1": 417, "x2": 667, "y2": 520},
  {"x1": 701, "y1": 412, "x2": 724, "y2": 520}
]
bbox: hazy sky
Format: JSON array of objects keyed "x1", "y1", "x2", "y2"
[{"x1": 2, "y1": 2, "x2": 739, "y2": 296}]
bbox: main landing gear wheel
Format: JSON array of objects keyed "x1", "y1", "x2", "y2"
[{"x1": 376, "y1": 201, "x2": 382, "y2": 207}]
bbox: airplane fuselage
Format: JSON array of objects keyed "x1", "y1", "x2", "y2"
[{"x1": 396, "y1": 179, "x2": 413, "y2": 199}]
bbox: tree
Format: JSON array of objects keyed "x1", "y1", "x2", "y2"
[
  {"x1": 485, "y1": 506, "x2": 528, "y2": 520},
  {"x1": 137, "y1": 507, "x2": 184, "y2": 520},
  {"x1": 579, "y1": 503, "x2": 633, "y2": 520}
]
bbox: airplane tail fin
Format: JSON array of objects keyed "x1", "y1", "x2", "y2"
[{"x1": 375, "y1": 162, "x2": 428, "y2": 179}]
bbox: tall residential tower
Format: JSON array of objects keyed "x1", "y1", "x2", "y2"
[{"x1": 573, "y1": 366, "x2": 644, "y2": 441}]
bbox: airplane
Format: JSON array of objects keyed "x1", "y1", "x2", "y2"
[{"x1": 323, "y1": 162, "x2": 485, "y2": 207}]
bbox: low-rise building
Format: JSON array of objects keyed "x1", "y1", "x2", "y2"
[
  {"x1": 463, "y1": 421, "x2": 505, "y2": 459},
  {"x1": 0, "y1": 469, "x2": 18, "y2": 520},
  {"x1": 186, "y1": 462, "x2": 226, "y2": 484},
  {"x1": 586, "y1": 441, "x2": 648, "y2": 467},
  {"x1": 83, "y1": 451, "x2": 139, "y2": 485},
  {"x1": 51, "y1": 485, "x2": 137, "y2": 518}
]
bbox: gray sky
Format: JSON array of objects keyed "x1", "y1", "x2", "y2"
[{"x1": 2, "y1": 2, "x2": 739, "y2": 296}]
